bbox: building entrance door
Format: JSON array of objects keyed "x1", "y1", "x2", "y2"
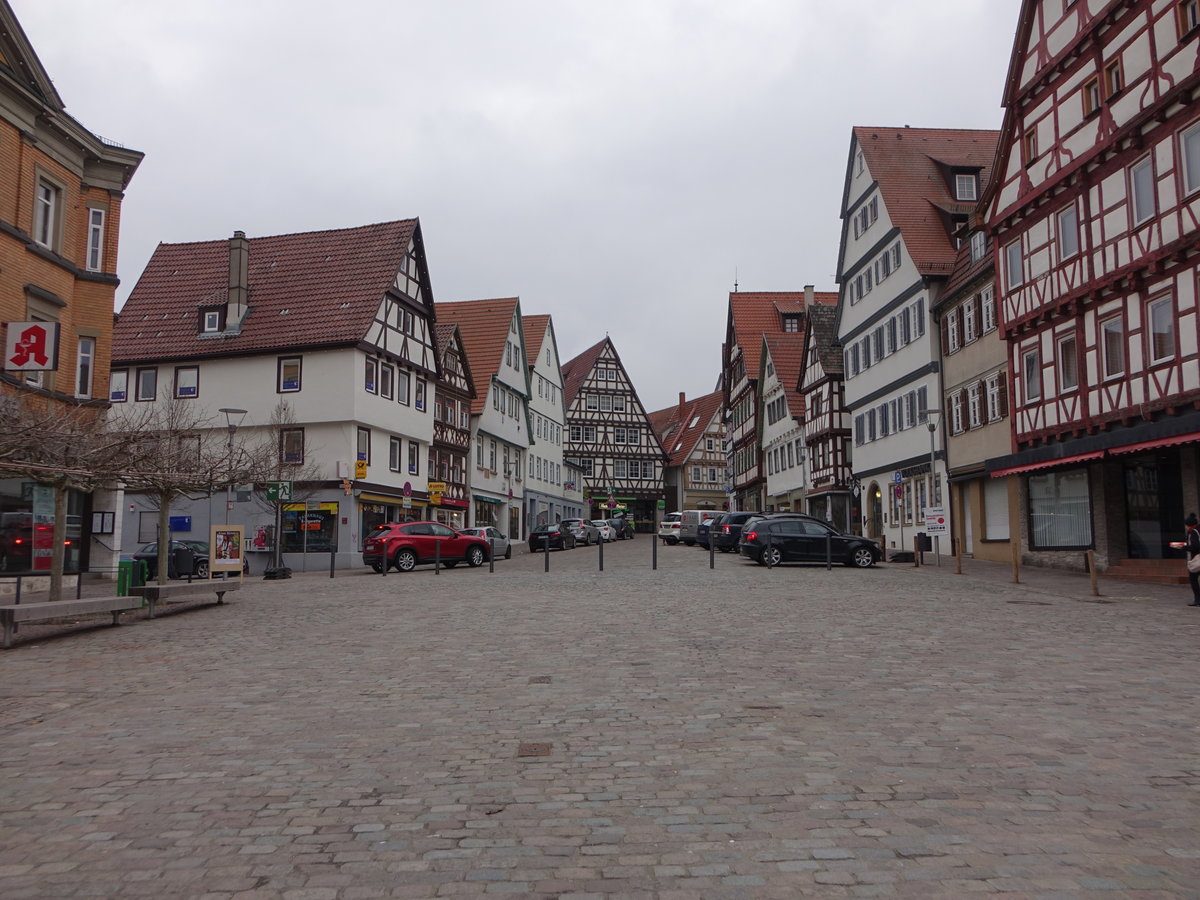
[
  {"x1": 867, "y1": 483, "x2": 883, "y2": 542},
  {"x1": 1124, "y1": 453, "x2": 1182, "y2": 559}
]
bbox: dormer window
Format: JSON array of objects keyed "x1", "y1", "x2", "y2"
[
  {"x1": 782, "y1": 315, "x2": 800, "y2": 333},
  {"x1": 954, "y1": 173, "x2": 977, "y2": 201},
  {"x1": 201, "y1": 309, "x2": 223, "y2": 333},
  {"x1": 970, "y1": 231, "x2": 988, "y2": 262}
]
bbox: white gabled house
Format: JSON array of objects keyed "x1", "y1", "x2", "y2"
[
  {"x1": 110, "y1": 220, "x2": 441, "y2": 570},
  {"x1": 522, "y1": 314, "x2": 584, "y2": 526}
]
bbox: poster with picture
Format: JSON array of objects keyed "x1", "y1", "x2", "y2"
[{"x1": 209, "y1": 524, "x2": 245, "y2": 577}]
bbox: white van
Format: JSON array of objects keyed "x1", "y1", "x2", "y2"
[{"x1": 678, "y1": 510, "x2": 720, "y2": 546}]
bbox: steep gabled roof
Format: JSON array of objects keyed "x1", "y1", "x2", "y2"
[
  {"x1": 560, "y1": 337, "x2": 608, "y2": 406},
  {"x1": 522, "y1": 314, "x2": 551, "y2": 368},
  {"x1": 649, "y1": 390, "x2": 724, "y2": 468},
  {"x1": 114, "y1": 220, "x2": 421, "y2": 364},
  {"x1": 727, "y1": 291, "x2": 839, "y2": 377},
  {"x1": 434, "y1": 322, "x2": 478, "y2": 401},
  {"x1": 801, "y1": 304, "x2": 843, "y2": 388},
  {"x1": 762, "y1": 334, "x2": 807, "y2": 420},
  {"x1": 436, "y1": 297, "x2": 522, "y2": 415},
  {"x1": 850, "y1": 127, "x2": 999, "y2": 276}
]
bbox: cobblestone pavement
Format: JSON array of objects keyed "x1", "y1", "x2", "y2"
[{"x1": 2, "y1": 539, "x2": 1199, "y2": 899}]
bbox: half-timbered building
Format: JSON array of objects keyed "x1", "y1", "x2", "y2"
[
  {"x1": 561, "y1": 337, "x2": 666, "y2": 524},
  {"x1": 649, "y1": 390, "x2": 726, "y2": 513},
  {"x1": 937, "y1": 225, "x2": 1014, "y2": 563},
  {"x1": 759, "y1": 335, "x2": 808, "y2": 513},
  {"x1": 799, "y1": 304, "x2": 855, "y2": 532},
  {"x1": 430, "y1": 324, "x2": 476, "y2": 529},
  {"x1": 985, "y1": 0, "x2": 1200, "y2": 574},
  {"x1": 523, "y1": 314, "x2": 585, "y2": 527},
  {"x1": 0, "y1": 0, "x2": 143, "y2": 580},
  {"x1": 723, "y1": 287, "x2": 836, "y2": 512},
  {"x1": 836, "y1": 126, "x2": 998, "y2": 551},
  {"x1": 111, "y1": 220, "x2": 441, "y2": 571}
]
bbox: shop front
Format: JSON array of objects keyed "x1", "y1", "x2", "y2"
[
  {"x1": 359, "y1": 492, "x2": 428, "y2": 542},
  {"x1": 0, "y1": 478, "x2": 87, "y2": 574}
]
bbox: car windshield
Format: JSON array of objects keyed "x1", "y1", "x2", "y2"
[{"x1": 591, "y1": 521, "x2": 607, "y2": 527}]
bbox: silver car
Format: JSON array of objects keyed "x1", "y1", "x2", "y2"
[
  {"x1": 560, "y1": 518, "x2": 600, "y2": 546},
  {"x1": 460, "y1": 526, "x2": 512, "y2": 560}
]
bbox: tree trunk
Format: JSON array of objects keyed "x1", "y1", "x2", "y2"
[
  {"x1": 157, "y1": 494, "x2": 171, "y2": 586},
  {"x1": 48, "y1": 480, "x2": 68, "y2": 603}
]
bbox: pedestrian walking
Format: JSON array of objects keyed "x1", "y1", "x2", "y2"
[{"x1": 1182, "y1": 513, "x2": 1200, "y2": 606}]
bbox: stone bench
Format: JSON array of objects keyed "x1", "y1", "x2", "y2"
[
  {"x1": 1, "y1": 597, "x2": 141, "y2": 649},
  {"x1": 130, "y1": 580, "x2": 241, "y2": 618}
]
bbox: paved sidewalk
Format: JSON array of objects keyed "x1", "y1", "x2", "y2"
[{"x1": 1, "y1": 541, "x2": 1198, "y2": 898}]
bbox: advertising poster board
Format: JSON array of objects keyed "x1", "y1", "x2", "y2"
[{"x1": 209, "y1": 524, "x2": 245, "y2": 578}]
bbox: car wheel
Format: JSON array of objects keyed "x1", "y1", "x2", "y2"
[
  {"x1": 394, "y1": 548, "x2": 417, "y2": 572},
  {"x1": 195, "y1": 560, "x2": 209, "y2": 579},
  {"x1": 851, "y1": 547, "x2": 876, "y2": 568},
  {"x1": 466, "y1": 546, "x2": 485, "y2": 567},
  {"x1": 683, "y1": 539, "x2": 695, "y2": 546},
  {"x1": 667, "y1": 537, "x2": 678, "y2": 545},
  {"x1": 760, "y1": 546, "x2": 782, "y2": 567},
  {"x1": 370, "y1": 561, "x2": 384, "y2": 573},
  {"x1": 504, "y1": 545, "x2": 512, "y2": 560}
]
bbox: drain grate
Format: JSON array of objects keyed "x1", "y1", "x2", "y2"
[
  {"x1": 528, "y1": 675, "x2": 552, "y2": 684},
  {"x1": 517, "y1": 742, "x2": 551, "y2": 757}
]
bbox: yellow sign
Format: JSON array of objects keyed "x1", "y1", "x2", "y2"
[
  {"x1": 355, "y1": 459, "x2": 367, "y2": 479},
  {"x1": 430, "y1": 492, "x2": 443, "y2": 506},
  {"x1": 427, "y1": 481, "x2": 447, "y2": 493}
]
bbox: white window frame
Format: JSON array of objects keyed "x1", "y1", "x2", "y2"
[
  {"x1": 1023, "y1": 348, "x2": 1041, "y2": 402},
  {"x1": 1057, "y1": 204, "x2": 1080, "y2": 259},
  {"x1": 1182, "y1": 120, "x2": 1200, "y2": 196},
  {"x1": 1005, "y1": 240, "x2": 1024, "y2": 288},
  {"x1": 970, "y1": 231, "x2": 987, "y2": 262},
  {"x1": 962, "y1": 299, "x2": 977, "y2": 344},
  {"x1": 109, "y1": 369, "x2": 128, "y2": 402},
  {"x1": 950, "y1": 390, "x2": 964, "y2": 434},
  {"x1": 86, "y1": 208, "x2": 105, "y2": 272},
  {"x1": 1101, "y1": 316, "x2": 1125, "y2": 378},
  {"x1": 955, "y1": 173, "x2": 977, "y2": 201},
  {"x1": 947, "y1": 308, "x2": 961, "y2": 354},
  {"x1": 986, "y1": 373, "x2": 1003, "y2": 422},
  {"x1": 33, "y1": 177, "x2": 60, "y2": 250},
  {"x1": 981, "y1": 286, "x2": 997, "y2": 332},
  {"x1": 1130, "y1": 155, "x2": 1156, "y2": 225},
  {"x1": 1148, "y1": 295, "x2": 1175, "y2": 364},
  {"x1": 136, "y1": 367, "x2": 157, "y2": 402},
  {"x1": 203, "y1": 310, "x2": 221, "y2": 333},
  {"x1": 1058, "y1": 334, "x2": 1079, "y2": 391},
  {"x1": 968, "y1": 383, "x2": 982, "y2": 428},
  {"x1": 75, "y1": 336, "x2": 96, "y2": 399}
]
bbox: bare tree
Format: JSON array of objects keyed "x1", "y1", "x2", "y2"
[{"x1": 0, "y1": 389, "x2": 131, "y2": 601}]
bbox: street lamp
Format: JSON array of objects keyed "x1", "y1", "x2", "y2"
[{"x1": 219, "y1": 408, "x2": 247, "y2": 524}]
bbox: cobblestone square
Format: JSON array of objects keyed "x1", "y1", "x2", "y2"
[{"x1": 1, "y1": 541, "x2": 1198, "y2": 898}]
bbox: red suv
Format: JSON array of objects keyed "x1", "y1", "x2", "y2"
[{"x1": 362, "y1": 521, "x2": 490, "y2": 572}]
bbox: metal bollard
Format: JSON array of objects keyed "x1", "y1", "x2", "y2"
[
  {"x1": 435, "y1": 541, "x2": 441, "y2": 575},
  {"x1": 489, "y1": 544, "x2": 494, "y2": 573},
  {"x1": 709, "y1": 537, "x2": 715, "y2": 569},
  {"x1": 765, "y1": 535, "x2": 774, "y2": 569},
  {"x1": 826, "y1": 533, "x2": 832, "y2": 571},
  {"x1": 598, "y1": 533, "x2": 604, "y2": 572},
  {"x1": 544, "y1": 537, "x2": 550, "y2": 572},
  {"x1": 652, "y1": 534, "x2": 657, "y2": 570},
  {"x1": 329, "y1": 549, "x2": 336, "y2": 578}
]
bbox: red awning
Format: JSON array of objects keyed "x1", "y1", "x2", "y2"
[
  {"x1": 990, "y1": 450, "x2": 1104, "y2": 478},
  {"x1": 1109, "y1": 431, "x2": 1200, "y2": 456}
]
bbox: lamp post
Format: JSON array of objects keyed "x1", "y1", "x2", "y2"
[
  {"x1": 218, "y1": 407, "x2": 247, "y2": 525},
  {"x1": 925, "y1": 408, "x2": 942, "y2": 567}
]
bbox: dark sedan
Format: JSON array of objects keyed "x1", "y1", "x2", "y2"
[
  {"x1": 132, "y1": 539, "x2": 222, "y2": 579},
  {"x1": 528, "y1": 524, "x2": 576, "y2": 551},
  {"x1": 739, "y1": 517, "x2": 881, "y2": 568}
]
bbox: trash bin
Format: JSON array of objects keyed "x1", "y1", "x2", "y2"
[
  {"x1": 132, "y1": 559, "x2": 148, "y2": 588},
  {"x1": 916, "y1": 532, "x2": 933, "y2": 552},
  {"x1": 171, "y1": 545, "x2": 194, "y2": 580},
  {"x1": 117, "y1": 560, "x2": 132, "y2": 597}
]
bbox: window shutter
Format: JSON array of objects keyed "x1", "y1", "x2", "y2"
[
  {"x1": 972, "y1": 294, "x2": 983, "y2": 340},
  {"x1": 941, "y1": 316, "x2": 950, "y2": 355},
  {"x1": 998, "y1": 373, "x2": 1009, "y2": 417},
  {"x1": 955, "y1": 310, "x2": 966, "y2": 350}
]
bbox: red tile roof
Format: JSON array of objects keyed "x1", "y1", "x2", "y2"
[
  {"x1": 762, "y1": 334, "x2": 807, "y2": 420},
  {"x1": 648, "y1": 390, "x2": 724, "y2": 467},
  {"x1": 522, "y1": 314, "x2": 551, "y2": 368},
  {"x1": 560, "y1": 337, "x2": 608, "y2": 407},
  {"x1": 853, "y1": 127, "x2": 999, "y2": 276},
  {"x1": 941, "y1": 239, "x2": 994, "y2": 303},
  {"x1": 436, "y1": 298, "x2": 521, "y2": 416},
  {"x1": 727, "y1": 291, "x2": 838, "y2": 377},
  {"x1": 113, "y1": 220, "x2": 420, "y2": 364},
  {"x1": 434, "y1": 322, "x2": 479, "y2": 401}
]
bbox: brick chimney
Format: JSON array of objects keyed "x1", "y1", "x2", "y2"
[
  {"x1": 679, "y1": 392, "x2": 686, "y2": 408},
  {"x1": 226, "y1": 230, "x2": 249, "y2": 331}
]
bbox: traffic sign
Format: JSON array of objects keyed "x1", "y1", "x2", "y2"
[
  {"x1": 894, "y1": 484, "x2": 903, "y2": 499},
  {"x1": 403, "y1": 482, "x2": 412, "y2": 497},
  {"x1": 893, "y1": 471, "x2": 903, "y2": 484},
  {"x1": 266, "y1": 481, "x2": 293, "y2": 502},
  {"x1": 657, "y1": 499, "x2": 665, "y2": 509},
  {"x1": 924, "y1": 506, "x2": 948, "y2": 535}
]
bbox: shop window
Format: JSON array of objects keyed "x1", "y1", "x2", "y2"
[{"x1": 1028, "y1": 469, "x2": 1092, "y2": 548}]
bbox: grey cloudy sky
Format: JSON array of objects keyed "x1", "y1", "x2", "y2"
[{"x1": 14, "y1": 0, "x2": 1019, "y2": 413}]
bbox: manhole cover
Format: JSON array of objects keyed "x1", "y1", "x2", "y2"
[
  {"x1": 528, "y1": 676, "x2": 552, "y2": 684},
  {"x1": 517, "y1": 742, "x2": 551, "y2": 757}
]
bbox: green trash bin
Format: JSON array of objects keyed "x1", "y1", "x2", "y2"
[
  {"x1": 117, "y1": 560, "x2": 132, "y2": 597},
  {"x1": 132, "y1": 559, "x2": 148, "y2": 588}
]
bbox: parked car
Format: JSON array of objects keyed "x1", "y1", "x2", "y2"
[
  {"x1": 607, "y1": 517, "x2": 635, "y2": 540},
  {"x1": 679, "y1": 509, "x2": 720, "y2": 546},
  {"x1": 132, "y1": 539, "x2": 249, "y2": 579},
  {"x1": 362, "y1": 521, "x2": 490, "y2": 572},
  {"x1": 710, "y1": 511, "x2": 765, "y2": 553},
  {"x1": 592, "y1": 519, "x2": 618, "y2": 541},
  {"x1": 658, "y1": 512, "x2": 683, "y2": 545},
  {"x1": 460, "y1": 526, "x2": 512, "y2": 560},
  {"x1": 739, "y1": 515, "x2": 881, "y2": 568},
  {"x1": 561, "y1": 518, "x2": 600, "y2": 545},
  {"x1": 697, "y1": 517, "x2": 714, "y2": 550},
  {"x1": 528, "y1": 523, "x2": 576, "y2": 551}
]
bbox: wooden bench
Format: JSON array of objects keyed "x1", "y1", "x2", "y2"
[
  {"x1": 1, "y1": 597, "x2": 142, "y2": 649},
  {"x1": 130, "y1": 580, "x2": 241, "y2": 618}
]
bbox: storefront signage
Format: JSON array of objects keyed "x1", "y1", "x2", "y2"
[
  {"x1": 5, "y1": 321, "x2": 60, "y2": 372},
  {"x1": 354, "y1": 460, "x2": 367, "y2": 479}
]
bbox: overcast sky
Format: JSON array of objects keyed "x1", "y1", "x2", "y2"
[{"x1": 15, "y1": 0, "x2": 1019, "y2": 413}]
